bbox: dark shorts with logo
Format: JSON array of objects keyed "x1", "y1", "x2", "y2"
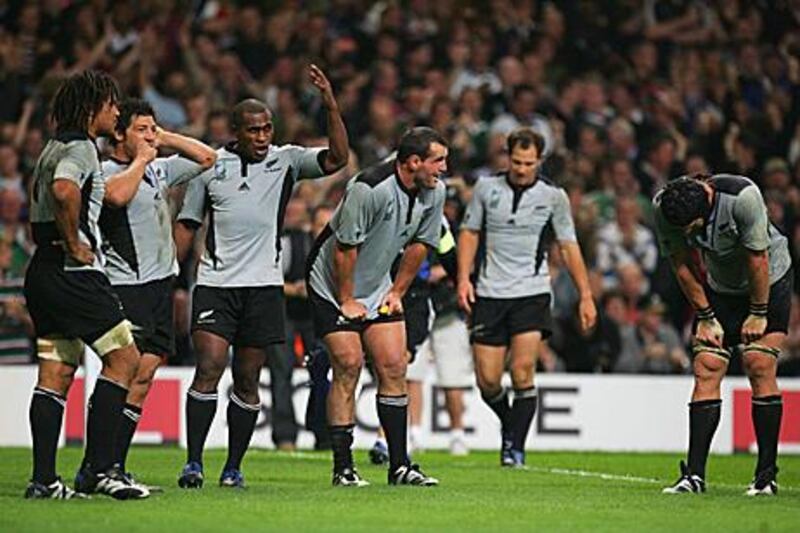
[
  {"x1": 113, "y1": 276, "x2": 175, "y2": 358},
  {"x1": 469, "y1": 294, "x2": 553, "y2": 346},
  {"x1": 308, "y1": 286, "x2": 403, "y2": 340},
  {"x1": 191, "y1": 285, "x2": 286, "y2": 348}
]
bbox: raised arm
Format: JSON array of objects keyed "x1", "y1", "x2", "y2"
[
  {"x1": 104, "y1": 143, "x2": 157, "y2": 207},
  {"x1": 158, "y1": 128, "x2": 217, "y2": 170},
  {"x1": 308, "y1": 64, "x2": 349, "y2": 174}
]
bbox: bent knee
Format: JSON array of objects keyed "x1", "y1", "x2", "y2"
[
  {"x1": 693, "y1": 354, "x2": 727, "y2": 382},
  {"x1": 742, "y1": 349, "x2": 778, "y2": 380}
]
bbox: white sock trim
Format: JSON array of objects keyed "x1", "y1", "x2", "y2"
[
  {"x1": 187, "y1": 388, "x2": 218, "y2": 402},
  {"x1": 229, "y1": 392, "x2": 261, "y2": 412}
]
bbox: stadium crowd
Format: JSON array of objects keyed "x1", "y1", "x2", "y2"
[{"x1": 1, "y1": 0, "x2": 799, "y2": 377}]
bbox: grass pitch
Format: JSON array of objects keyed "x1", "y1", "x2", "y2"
[{"x1": 1, "y1": 447, "x2": 798, "y2": 532}]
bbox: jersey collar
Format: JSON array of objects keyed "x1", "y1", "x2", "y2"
[
  {"x1": 394, "y1": 168, "x2": 418, "y2": 198},
  {"x1": 107, "y1": 153, "x2": 131, "y2": 165},
  {"x1": 224, "y1": 141, "x2": 269, "y2": 175},
  {"x1": 54, "y1": 131, "x2": 91, "y2": 143},
  {"x1": 504, "y1": 172, "x2": 538, "y2": 192}
]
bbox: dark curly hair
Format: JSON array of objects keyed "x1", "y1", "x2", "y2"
[
  {"x1": 657, "y1": 176, "x2": 711, "y2": 227},
  {"x1": 51, "y1": 70, "x2": 120, "y2": 135},
  {"x1": 109, "y1": 98, "x2": 156, "y2": 145}
]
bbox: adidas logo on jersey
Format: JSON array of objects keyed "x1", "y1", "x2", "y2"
[{"x1": 239, "y1": 182, "x2": 250, "y2": 191}]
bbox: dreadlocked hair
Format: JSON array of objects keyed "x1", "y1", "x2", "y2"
[
  {"x1": 657, "y1": 175, "x2": 712, "y2": 227},
  {"x1": 51, "y1": 70, "x2": 121, "y2": 135}
]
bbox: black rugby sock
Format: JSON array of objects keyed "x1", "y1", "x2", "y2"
[
  {"x1": 224, "y1": 393, "x2": 260, "y2": 471},
  {"x1": 752, "y1": 395, "x2": 782, "y2": 476},
  {"x1": 481, "y1": 388, "x2": 511, "y2": 432},
  {"x1": 377, "y1": 394, "x2": 409, "y2": 471},
  {"x1": 115, "y1": 403, "x2": 142, "y2": 472},
  {"x1": 687, "y1": 399, "x2": 721, "y2": 478},
  {"x1": 30, "y1": 387, "x2": 66, "y2": 485},
  {"x1": 86, "y1": 376, "x2": 128, "y2": 473},
  {"x1": 510, "y1": 387, "x2": 538, "y2": 451},
  {"x1": 186, "y1": 388, "x2": 218, "y2": 465},
  {"x1": 329, "y1": 424, "x2": 355, "y2": 473}
]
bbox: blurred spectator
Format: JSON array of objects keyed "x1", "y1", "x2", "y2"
[
  {"x1": 489, "y1": 84, "x2": 554, "y2": 156},
  {"x1": 0, "y1": 188, "x2": 32, "y2": 279},
  {"x1": 618, "y1": 262, "x2": 648, "y2": 326},
  {"x1": 0, "y1": 144, "x2": 25, "y2": 200},
  {"x1": 596, "y1": 196, "x2": 658, "y2": 290},
  {"x1": 1, "y1": 2, "x2": 798, "y2": 372},
  {"x1": 615, "y1": 294, "x2": 690, "y2": 374}
]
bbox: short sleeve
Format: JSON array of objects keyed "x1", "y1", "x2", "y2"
[
  {"x1": 160, "y1": 155, "x2": 207, "y2": 187},
  {"x1": 177, "y1": 174, "x2": 207, "y2": 225},
  {"x1": 461, "y1": 179, "x2": 486, "y2": 231},
  {"x1": 414, "y1": 186, "x2": 446, "y2": 248},
  {"x1": 551, "y1": 188, "x2": 577, "y2": 242},
  {"x1": 333, "y1": 181, "x2": 374, "y2": 246},
  {"x1": 55, "y1": 142, "x2": 96, "y2": 186},
  {"x1": 733, "y1": 185, "x2": 770, "y2": 251},
  {"x1": 286, "y1": 145, "x2": 327, "y2": 180}
]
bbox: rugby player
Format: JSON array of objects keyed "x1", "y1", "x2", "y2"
[
  {"x1": 656, "y1": 174, "x2": 792, "y2": 496},
  {"x1": 457, "y1": 128, "x2": 597, "y2": 468},
  {"x1": 306, "y1": 127, "x2": 447, "y2": 486},
  {"x1": 175, "y1": 65, "x2": 348, "y2": 489},
  {"x1": 24, "y1": 71, "x2": 148, "y2": 500}
]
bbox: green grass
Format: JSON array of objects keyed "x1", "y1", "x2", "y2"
[{"x1": 1, "y1": 447, "x2": 799, "y2": 532}]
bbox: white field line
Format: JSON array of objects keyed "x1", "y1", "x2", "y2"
[
  {"x1": 527, "y1": 465, "x2": 797, "y2": 493},
  {"x1": 283, "y1": 452, "x2": 797, "y2": 492}
]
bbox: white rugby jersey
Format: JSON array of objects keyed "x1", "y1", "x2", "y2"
[
  {"x1": 29, "y1": 132, "x2": 106, "y2": 273},
  {"x1": 462, "y1": 173, "x2": 577, "y2": 299},
  {"x1": 307, "y1": 159, "x2": 446, "y2": 319},
  {"x1": 178, "y1": 143, "x2": 326, "y2": 287},
  {"x1": 100, "y1": 155, "x2": 206, "y2": 285}
]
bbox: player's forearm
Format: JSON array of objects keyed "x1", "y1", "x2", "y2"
[
  {"x1": 671, "y1": 256, "x2": 710, "y2": 311},
  {"x1": 745, "y1": 249, "x2": 770, "y2": 307},
  {"x1": 105, "y1": 158, "x2": 149, "y2": 207},
  {"x1": 333, "y1": 242, "x2": 358, "y2": 304},
  {"x1": 322, "y1": 104, "x2": 349, "y2": 173},
  {"x1": 51, "y1": 180, "x2": 83, "y2": 250},
  {"x1": 174, "y1": 220, "x2": 198, "y2": 262},
  {"x1": 159, "y1": 130, "x2": 217, "y2": 169},
  {"x1": 559, "y1": 241, "x2": 593, "y2": 300},
  {"x1": 457, "y1": 230, "x2": 479, "y2": 284},
  {"x1": 391, "y1": 242, "x2": 428, "y2": 297}
]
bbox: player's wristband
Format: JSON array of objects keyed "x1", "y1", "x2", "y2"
[
  {"x1": 696, "y1": 306, "x2": 715, "y2": 321},
  {"x1": 749, "y1": 302, "x2": 768, "y2": 317}
]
